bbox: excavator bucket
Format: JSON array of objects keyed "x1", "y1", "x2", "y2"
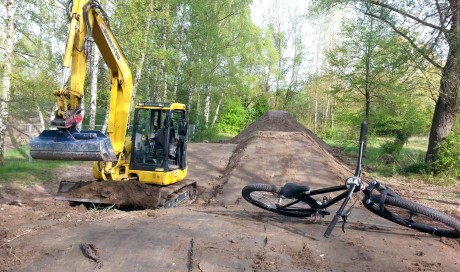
[{"x1": 30, "y1": 129, "x2": 117, "y2": 161}]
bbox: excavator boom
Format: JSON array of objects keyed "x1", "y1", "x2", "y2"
[{"x1": 30, "y1": 0, "x2": 132, "y2": 162}]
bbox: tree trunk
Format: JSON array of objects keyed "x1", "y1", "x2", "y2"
[
  {"x1": 314, "y1": 90, "x2": 318, "y2": 133},
  {"x1": 173, "y1": 15, "x2": 186, "y2": 100},
  {"x1": 188, "y1": 86, "x2": 194, "y2": 108},
  {"x1": 161, "y1": 17, "x2": 168, "y2": 101},
  {"x1": 89, "y1": 48, "x2": 100, "y2": 130},
  {"x1": 324, "y1": 88, "x2": 330, "y2": 128},
  {"x1": 196, "y1": 92, "x2": 201, "y2": 129},
  {"x1": 36, "y1": 103, "x2": 45, "y2": 132},
  {"x1": 211, "y1": 92, "x2": 224, "y2": 128},
  {"x1": 204, "y1": 93, "x2": 211, "y2": 129},
  {"x1": 130, "y1": 1, "x2": 153, "y2": 112},
  {"x1": 426, "y1": 47, "x2": 460, "y2": 162},
  {"x1": 101, "y1": 105, "x2": 110, "y2": 134},
  {"x1": 425, "y1": 5, "x2": 460, "y2": 163},
  {"x1": 0, "y1": 0, "x2": 16, "y2": 166},
  {"x1": 132, "y1": 49, "x2": 147, "y2": 105},
  {"x1": 331, "y1": 101, "x2": 335, "y2": 130}
]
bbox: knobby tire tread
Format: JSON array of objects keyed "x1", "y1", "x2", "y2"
[{"x1": 366, "y1": 195, "x2": 460, "y2": 238}]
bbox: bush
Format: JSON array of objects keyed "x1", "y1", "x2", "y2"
[
  {"x1": 403, "y1": 162, "x2": 430, "y2": 175},
  {"x1": 434, "y1": 133, "x2": 460, "y2": 177},
  {"x1": 215, "y1": 99, "x2": 248, "y2": 134}
]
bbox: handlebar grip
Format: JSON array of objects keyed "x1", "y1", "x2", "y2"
[
  {"x1": 359, "y1": 122, "x2": 368, "y2": 142},
  {"x1": 324, "y1": 214, "x2": 341, "y2": 238}
]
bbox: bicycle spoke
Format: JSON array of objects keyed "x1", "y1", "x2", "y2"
[{"x1": 242, "y1": 184, "x2": 317, "y2": 217}]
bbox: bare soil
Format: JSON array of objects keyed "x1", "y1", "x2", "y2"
[
  {"x1": 1, "y1": 111, "x2": 459, "y2": 272},
  {"x1": 56, "y1": 180, "x2": 162, "y2": 209}
]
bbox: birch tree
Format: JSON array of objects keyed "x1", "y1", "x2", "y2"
[
  {"x1": 89, "y1": 48, "x2": 100, "y2": 130},
  {"x1": 0, "y1": 0, "x2": 16, "y2": 166}
]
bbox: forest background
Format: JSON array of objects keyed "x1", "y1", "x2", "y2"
[{"x1": 0, "y1": 0, "x2": 460, "y2": 182}]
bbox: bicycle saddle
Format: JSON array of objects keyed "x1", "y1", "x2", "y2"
[{"x1": 280, "y1": 183, "x2": 310, "y2": 198}]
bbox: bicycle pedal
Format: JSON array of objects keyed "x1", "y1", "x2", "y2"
[{"x1": 318, "y1": 210, "x2": 330, "y2": 216}]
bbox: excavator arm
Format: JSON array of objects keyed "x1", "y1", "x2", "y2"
[{"x1": 30, "y1": 0, "x2": 133, "y2": 162}]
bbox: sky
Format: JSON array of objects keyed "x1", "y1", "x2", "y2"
[
  {"x1": 250, "y1": 0, "x2": 311, "y2": 27},
  {"x1": 250, "y1": 0, "x2": 342, "y2": 76}
]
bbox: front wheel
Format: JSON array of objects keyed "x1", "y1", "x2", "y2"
[
  {"x1": 364, "y1": 195, "x2": 460, "y2": 238},
  {"x1": 242, "y1": 184, "x2": 317, "y2": 217}
]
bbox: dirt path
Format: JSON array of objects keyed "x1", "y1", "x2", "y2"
[{"x1": 1, "y1": 111, "x2": 459, "y2": 271}]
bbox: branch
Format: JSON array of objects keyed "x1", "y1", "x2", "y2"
[
  {"x1": 435, "y1": 0, "x2": 445, "y2": 28},
  {"x1": 217, "y1": 11, "x2": 239, "y2": 24},
  {"x1": 364, "y1": 11, "x2": 443, "y2": 69},
  {"x1": 365, "y1": 0, "x2": 447, "y2": 32}
]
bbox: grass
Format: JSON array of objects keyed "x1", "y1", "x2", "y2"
[
  {"x1": 0, "y1": 145, "x2": 81, "y2": 185},
  {"x1": 327, "y1": 136, "x2": 429, "y2": 177},
  {"x1": 191, "y1": 130, "x2": 235, "y2": 143}
]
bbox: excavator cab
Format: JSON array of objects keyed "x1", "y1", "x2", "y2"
[{"x1": 130, "y1": 102, "x2": 188, "y2": 174}]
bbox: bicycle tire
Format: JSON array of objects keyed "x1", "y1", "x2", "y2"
[
  {"x1": 242, "y1": 183, "x2": 316, "y2": 217},
  {"x1": 364, "y1": 194, "x2": 460, "y2": 238}
]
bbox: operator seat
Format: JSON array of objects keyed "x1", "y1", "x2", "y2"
[{"x1": 154, "y1": 119, "x2": 177, "y2": 158}]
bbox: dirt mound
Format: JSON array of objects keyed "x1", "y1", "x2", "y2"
[
  {"x1": 198, "y1": 110, "x2": 354, "y2": 206},
  {"x1": 57, "y1": 180, "x2": 161, "y2": 209},
  {"x1": 230, "y1": 111, "x2": 328, "y2": 147},
  {"x1": 207, "y1": 131, "x2": 353, "y2": 206}
]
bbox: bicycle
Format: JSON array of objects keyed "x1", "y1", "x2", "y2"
[{"x1": 242, "y1": 122, "x2": 460, "y2": 238}]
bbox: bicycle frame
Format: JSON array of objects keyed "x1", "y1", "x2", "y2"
[{"x1": 278, "y1": 185, "x2": 350, "y2": 211}]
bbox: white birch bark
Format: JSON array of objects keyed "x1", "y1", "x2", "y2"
[
  {"x1": 204, "y1": 94, "x2": 211, "y2": 129},
  {"x1": 161, "y1": 19, "x2": 168, "y2": 101},
  {"x1": 0, "y1": 0, "x2": 16, "y2": 165},
  {"x1": 172, "y1": 21, "x2": 185, "y2": 99},
  {"x1": 211, "y1": 92, "x2": 223, "y2": 128},
  {"x1": 89, "y1": 48, "x2": 100, "y2": 130},
  {"x1": 324, "y1": 87, "x2": 330, "y2": 128},
  {"x1": 196, "y1": 92, "x2": 201, "y2": 129},
  {"x1": 187, "y1": 86, "x2": 194, "y2": 110},
  {"x1": 36, "y1": 103, "x2": 45, "y2": 132},
  {"x1": 314, "y1": 90, "x2": 318, "y2": 133},
  {"x1": 101, "y1": 105, "x2": 110, "y2": 134}
]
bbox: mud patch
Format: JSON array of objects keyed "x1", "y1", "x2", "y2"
[{"x1": 57, "y1": 180, "x2": 160, "y2": 209}]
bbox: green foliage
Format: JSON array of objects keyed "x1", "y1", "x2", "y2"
[
  {"x1": 403, "y1": 162, "x2": 430, "y2": 175},
  {"x1": 215, "y1": 99, "x2": 248, "y2": 134},
  {"x1": 246, "y1": 96, "x2": 270, "y2": 121},
  {"x1": 434, "y1": 133, "x2": 460, "y2": 178},
  {"x1": 327, "y1": 135, "x2": 430, "y2": 178}
]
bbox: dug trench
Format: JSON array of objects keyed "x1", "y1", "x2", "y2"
[{"x1": 0, "y1": 111, "x2": 459, "y2": 271}]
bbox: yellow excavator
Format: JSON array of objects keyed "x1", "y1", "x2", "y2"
[{"x1": 29, "y1": 0, "x2": 196, "y2": 208}]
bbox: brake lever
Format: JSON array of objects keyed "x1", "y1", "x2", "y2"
[
  {"x1": 341, "y1": 200, "x2": 357, "y2": 232},
  {"x1": 341, "y1": 209, "x2": 352, "y2": 232}
]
